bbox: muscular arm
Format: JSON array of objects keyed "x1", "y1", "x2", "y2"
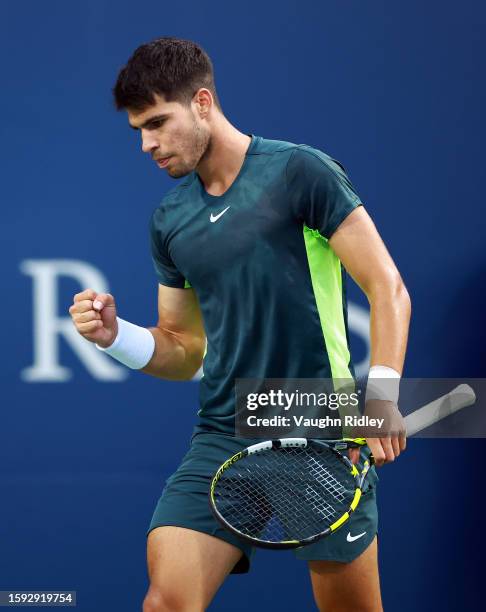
[
  {"x1": 69, "y1": 284, "x2": 205, "y2": 382},
  {"x1": 329, "y1": 206, "x2": 411, "y2": 374},
  {"x1": 330, "y1": 206, "x2": 411, "y2": 465},
  {"x1": 142, "y1": 284, "x2": 206, "y2": 381}
]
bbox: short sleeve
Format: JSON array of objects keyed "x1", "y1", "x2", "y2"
[
  {"x1": 286, "y1": 147, "x2": 362, "y2": 239},
  {"x1": 149, "y1": 209, "x2": 188, "y2": 288}
]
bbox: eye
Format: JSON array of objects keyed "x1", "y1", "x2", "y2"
[{"x1": 149, "y1": 119, "x2": 165, "y2": 130}]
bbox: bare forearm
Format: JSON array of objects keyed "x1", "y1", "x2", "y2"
[
  {"x1": 142, "y1": 326, "x2": 205, "y2": 381},
  {"x1": 368, "y1": 281, "x2": 411, "y2": 374}
]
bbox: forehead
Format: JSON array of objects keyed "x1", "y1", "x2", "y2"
[{"x1": 127, "y1": 94, "x2": 184, "y2": 127}]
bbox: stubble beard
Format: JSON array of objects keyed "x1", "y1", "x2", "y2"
[{"x1": 168, "y1": 118, "x2": 210, "y2": 179}]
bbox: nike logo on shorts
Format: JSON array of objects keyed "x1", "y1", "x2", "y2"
[{"x1": 346, "y1": 531, "x2": 367, "y2": 542}]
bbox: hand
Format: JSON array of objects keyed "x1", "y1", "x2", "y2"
[
  {"x1": 347, "y1": 400, "x2": 407, "y2": 466},
  {"x1": 69, "y1": 289, "x2": 118, "y2": 348}
]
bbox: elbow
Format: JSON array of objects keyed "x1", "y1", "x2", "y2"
[
  {"x1": 145, "y1": 328, "x2": 205, "y2": 381},
  {"x1": 179, "y1": 359, "x2": 203, "y2": 381},
  {"x1": 179, "y1": 336, "x2": 206, "y2": 381},
  {"x1": 367, "y1": 272, "x2": 412, "y2": 318},
  {"x1": 388, "y1": 275, "x2": 412, "y2": 327},
  {"x1": 395, "y1": 277, "x2": 411, "y2": 321}
]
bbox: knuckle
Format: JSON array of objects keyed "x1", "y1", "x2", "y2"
[
  {"x1": 75, "y1": 290, "x2": 86, "y2": 301},
  {"x1": 79, "y1": 300, "x2": 92, "y2": 313},
  {"x1": 79, "y1": 321, "x2": 95, "y2": 333}
]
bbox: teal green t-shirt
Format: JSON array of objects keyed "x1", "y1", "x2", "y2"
[{"x1": 149, "y1": 136, "x2": 362, "y2": 434}]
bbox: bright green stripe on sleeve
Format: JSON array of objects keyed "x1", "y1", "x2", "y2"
[{"x1": 303, "y1": 225, "x2": 352, "y2": 380}]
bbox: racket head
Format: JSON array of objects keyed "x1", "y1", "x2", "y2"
[{"x1": 209, "y1": 438, "x2": 366, "y2": 549}]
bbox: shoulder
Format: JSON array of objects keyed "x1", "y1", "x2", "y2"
[
  {"x1": 253, "y1": 137, "x2": 351, "y2": 185},
  {"x1": 151, "y1": 173, "x2": 198, "y2": 226},
  {"x1": 158, "y1": 173, "x2": 198, "y2": 209},
  {"x1": 249, "y1": 136, "x2": 298, "y2": 157},
  {"x1": 286, "y1": 144, "x2": 351, "y2": 182}
]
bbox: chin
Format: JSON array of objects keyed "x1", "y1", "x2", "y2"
[{"x1": 168, "y1": 165, "x2": 193, "y2": 179}]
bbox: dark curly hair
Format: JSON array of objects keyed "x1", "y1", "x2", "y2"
[{"x1": 113, "y1": 37, "x2": 221, "y2": 111}]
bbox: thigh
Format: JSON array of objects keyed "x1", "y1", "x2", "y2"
[
  {"x1": 146, "y1": 526, "x2": 243, "y2": 611},
  {"x1": 148, "y1": 433, "x2": 256, "y2": 575},
  {"x1": 295, "y1": 478, "x2": 379, "y2": 566},
  {"x1": 308, "y1": 535, "x2": 382, "y2": 612}
]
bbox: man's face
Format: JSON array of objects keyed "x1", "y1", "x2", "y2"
[{"x1": 127, "y1": 93, "x2": 210, "y2": 178}]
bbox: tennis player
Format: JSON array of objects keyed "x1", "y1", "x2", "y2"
[{"x1": 69, "y1": 37, "x2": 411, "y2": 611}]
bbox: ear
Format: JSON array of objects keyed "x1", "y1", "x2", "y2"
[{"x1": 192, "y1": 88, "x2": 213, "y2": 119}]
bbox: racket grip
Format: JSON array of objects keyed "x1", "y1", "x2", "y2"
[{"x1": 405, "y1": 384, "x2": 476, "y2": 436}]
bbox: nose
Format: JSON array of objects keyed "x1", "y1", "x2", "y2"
[{"x1": 141, "y1": 129, "x2": 158, "y2": 154}]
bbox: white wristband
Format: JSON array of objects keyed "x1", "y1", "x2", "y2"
[
  {"x1": 96, "y1": 317, "x2": 155, "y2": 369},
  {"x1": 366, "y1": 365, "x2": 401, "y2": 404}
]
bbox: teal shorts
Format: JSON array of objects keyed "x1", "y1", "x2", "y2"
[{"x1": 148, "y1": 432, "x2": 379, "y2": 573}]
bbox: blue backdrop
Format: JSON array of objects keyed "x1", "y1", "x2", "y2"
[{"x1": 1, "y1": 1, "x2": 485, "y2": 610}]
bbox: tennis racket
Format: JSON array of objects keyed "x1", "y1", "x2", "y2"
[{"x1": 209, "y1": 384, "x2": 476, "y2": 549}]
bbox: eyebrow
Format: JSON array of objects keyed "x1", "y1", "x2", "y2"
[{"x1": 129, "y1": 113, "x2": 171, "y2": 130}]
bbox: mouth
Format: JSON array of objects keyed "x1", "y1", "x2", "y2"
[{"x1": 155, "y1": 156, "x2": 171, "y2": 168}]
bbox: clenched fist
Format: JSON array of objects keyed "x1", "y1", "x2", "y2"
[{"x1": 69, "y1": 289, "x2": 118, "y2": 348}]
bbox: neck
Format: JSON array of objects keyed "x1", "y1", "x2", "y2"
[{"x1": 196, "y1": 115, "x2": 252, "y2": 196}]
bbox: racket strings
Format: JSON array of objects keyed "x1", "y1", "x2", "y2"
[
  {"x1": 213, "y1": 446, "x2": 356, "y2": 543},
  {"x1": 307, "y1": 458, "x2": 347, "y2": 502}
]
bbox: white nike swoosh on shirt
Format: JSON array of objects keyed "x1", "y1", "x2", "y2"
[
  {"x1": 210, "y1": 206, "x2": 230, "y2": 223},
  {"x1": 346, "y1": 531, "x2": 367, "y2": 542}
]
